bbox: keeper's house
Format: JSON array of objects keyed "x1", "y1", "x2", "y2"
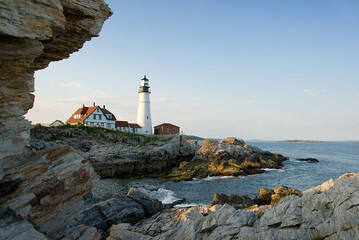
[
  {"x1": 154, "y1": 123, "x2": 180, "y2": 135},
  {"x1": 66, "y1": 103, "x2": 140, "y2": 133}
]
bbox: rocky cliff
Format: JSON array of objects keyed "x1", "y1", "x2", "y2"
[
  {"x1": 0, "y1": 1, "x2": 111, "y2": 239},
  {"x1": 30, "y1": 125, "x2": 199, "y2": 178},
  {"x1": 0, "y1": 0, "x2": 112, "y2": 162},
  {"x1": 107, "y1": 173, "x2": 359, "y2": 240}
]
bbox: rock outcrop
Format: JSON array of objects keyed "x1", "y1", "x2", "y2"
[
  {"x1": 30, "y1": 125, "x2": 199, "y2": 178},
  {"x1": 0, "y1": 145, "x2": 98, "y2": 238},
  {"x1": 0, "y1": 0, "x2": 112, "y2": 162},
  {"x1": 107, "y1": 173, "x2": 359, "y2": 240},
  {"x1": 210, "y1": 193, "x2": 256, "y2": 209},
  {"x1": 254, "y1": 186, "x2": 301, "y2": 205},
  {"x1": 166, "y1": 138, "x2": 287, "y2": 181},
  {"x1": 0, "y1": 1, "x2": 112, "y2": 239},
  {"x1": 209, "y1": 186, "x2": 301, "y2": 210},
  {"x1": 296, "y1": 158, "x2": 319, "y2": 163}
]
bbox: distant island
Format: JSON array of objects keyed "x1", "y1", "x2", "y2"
[
  {"x1": 185, "y1": 135, "x2": 205, "y2": 141},
  {"x1": 280, "y1": 140, "x2": 324, "y2": 143}
]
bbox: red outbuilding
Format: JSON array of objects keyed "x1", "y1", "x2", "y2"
[{"x1": 154, "y1": 123, "x2": 180, "y2": 135}]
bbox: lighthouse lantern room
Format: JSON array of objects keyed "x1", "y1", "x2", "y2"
[{"x1": 136, "y1": 75, "x2": 152, "y2": 135}]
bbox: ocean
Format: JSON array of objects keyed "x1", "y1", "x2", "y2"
[{"x1": 95, "y1": 141, "x2": 359, "y2": 206}]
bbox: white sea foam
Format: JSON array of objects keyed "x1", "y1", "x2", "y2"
[
  {"x1": 203, "y1": 175, "x2": 242, "y2": 181},
  {"x1": 156, "y1": 188, "x2": 181, "y2": 204},
  {"x1": 174, "y1": 203, "x2": 206, "y2": 208},
  {"x1": 261, "y1": 168, "x2": 285, "y2": 172}
]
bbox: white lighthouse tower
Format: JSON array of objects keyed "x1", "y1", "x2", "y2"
[{"x1": 136, "y1": 75, "x2": 152, "y2": 135}]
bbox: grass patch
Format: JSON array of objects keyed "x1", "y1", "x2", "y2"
[{"x1": 139, "y1": 136, "x2": 160, "y2": 147}]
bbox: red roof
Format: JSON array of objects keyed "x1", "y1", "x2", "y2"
[
  {"x1": 154, "y1": 123, "x2": 179, "y2": 129},
  {"x1": 66, "y1": 106, "x2": 98, "y2": 124},
  {"x1": 101, "y1": 108, "x2": 117, "y2": 120},
  {"x1": 115, "y1": 121, "x2": 129, "y2": 127},
  {"x1": 128, "y1": 123, "x2": 141, "y2": 128}
]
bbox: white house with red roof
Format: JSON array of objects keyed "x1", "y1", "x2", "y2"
[{"x1": 66, "y1": 103, "x2": 141, "y2": 133}]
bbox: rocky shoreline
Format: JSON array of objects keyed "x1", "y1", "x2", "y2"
[
  {"x1": 1, "y1": 2, "x2": 358, "y2": 239},
  {"x1": 30, "y1": 125, "x2": 288, "y2": 181},
  {"x1": 2, "y1": 125, "x2": 356, "y2": 240},
  {"x1": 106, "y1": 173, "x2": 359, "y2": 240}
]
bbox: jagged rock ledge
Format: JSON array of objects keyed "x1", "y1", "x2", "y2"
[{"x1": 107, "y1": 173, "x2": 359, "y2": 240}]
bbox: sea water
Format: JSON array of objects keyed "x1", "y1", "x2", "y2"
[{"x1": 100, "y1": 141, "x2": 359, "y2": 206}]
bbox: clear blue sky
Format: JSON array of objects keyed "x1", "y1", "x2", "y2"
[{"x1": 26, "y1": 0, "x2": 359, "y2": 140}]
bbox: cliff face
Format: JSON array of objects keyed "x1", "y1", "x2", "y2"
[
  {"x1": 0, "y1": 0, "x2": 112, "y2": 238},
  {"x1": 0, "y1": 0, "x2": 112, "y2": 161}
]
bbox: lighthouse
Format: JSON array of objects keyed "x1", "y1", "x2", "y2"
[{"x1": 136, "y1": 75, "x2": 152, "y2": 135}]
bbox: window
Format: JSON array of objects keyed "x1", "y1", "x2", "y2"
[
  {"x1": 107, "y1": 123, "x2": 111, "y2": 128},
  {"x1": 93, "y1": 115, "x2": 96, "y2": 120},
  {"x1": 96, "y1": 108, "x2": 99, "y2": 112},
  {"x1": 99, "y1": 115, "x2": 102, "y2": 120},
  {"x1": 147, "y1": 116, "x2": 148, "y2": 119},
  {"x1": 101, "y1": 123, "x2": 104, "y2": 127}
]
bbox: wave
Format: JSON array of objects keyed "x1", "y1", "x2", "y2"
[
  {"x1": 203, "y1": 175, "x2": 244, "y2": 181},
  {"x1": 174, "y1": 203, "x2": 206, "y2": 208},
  {"x1": 135, "y1": 186, "x2": 181, "y2": 204},
  {"x1": 261, "y1": 168, "x2": 285, "y2": 172}
]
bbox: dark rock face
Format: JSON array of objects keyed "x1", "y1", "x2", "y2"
[
  {"x1": 296, "y1": 158, "x2": 319, "y2": 163},
  {"x1": 210, "y1": 193, "x2": 256, "y2": 209},
  {"x1": 0, "y1": 208, "x2": 47, "y2": 240},
  {"x1": 253, "y1": 188, "x2": 275, "y2": 205},
  {"x1": 70, "y1": 194, "x2": 146, "y2": 232},
  {"x1": 65, "y1": 188, "x2": 165, "y2": 238},
  {"x1": 127, "y1": 188, "x2": 163, "y2": 216},
  {"x1": 166, "y1": 138, "x2": 288, "y2": 181}
]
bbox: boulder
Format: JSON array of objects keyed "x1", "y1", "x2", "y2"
[
  {"x1": 106, "y1": 223, "x2": 150, "y2": 240},
  {"x1": 270, "y1": 185, "x2": 301, "y2": 205},
  {"x1": 127, "y1": 188, "x2": 163, "y2": 216},
  {"x1": 69, "y1": 193, "x2": 146, "y2": 233},
  {"x1": 253, "y1": 188, "x2": 275, "y2": 205},
  {"x1": 254, "y1": 186, "x2": 301, "y2": 206},
  {"x1": 296, "y1": 158, "x2": 319, "y2": 163},
  {"x1": 210, "y1": 193, "x2": 256, "y2": 209}
]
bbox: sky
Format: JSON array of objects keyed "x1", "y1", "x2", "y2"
[{"x1": 26, "y1": 0, "x2": 359, "y2": 141}]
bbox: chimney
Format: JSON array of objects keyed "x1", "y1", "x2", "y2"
[
  {"x1": 103, "y1": 105, "x2": 106, "y2": 109},
  {"x1": 82, "y1": 104, "x2": 85, "y2": 108},
  {"x1": 93, "y1": 102, "x2": 95, "y2": 107}
]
